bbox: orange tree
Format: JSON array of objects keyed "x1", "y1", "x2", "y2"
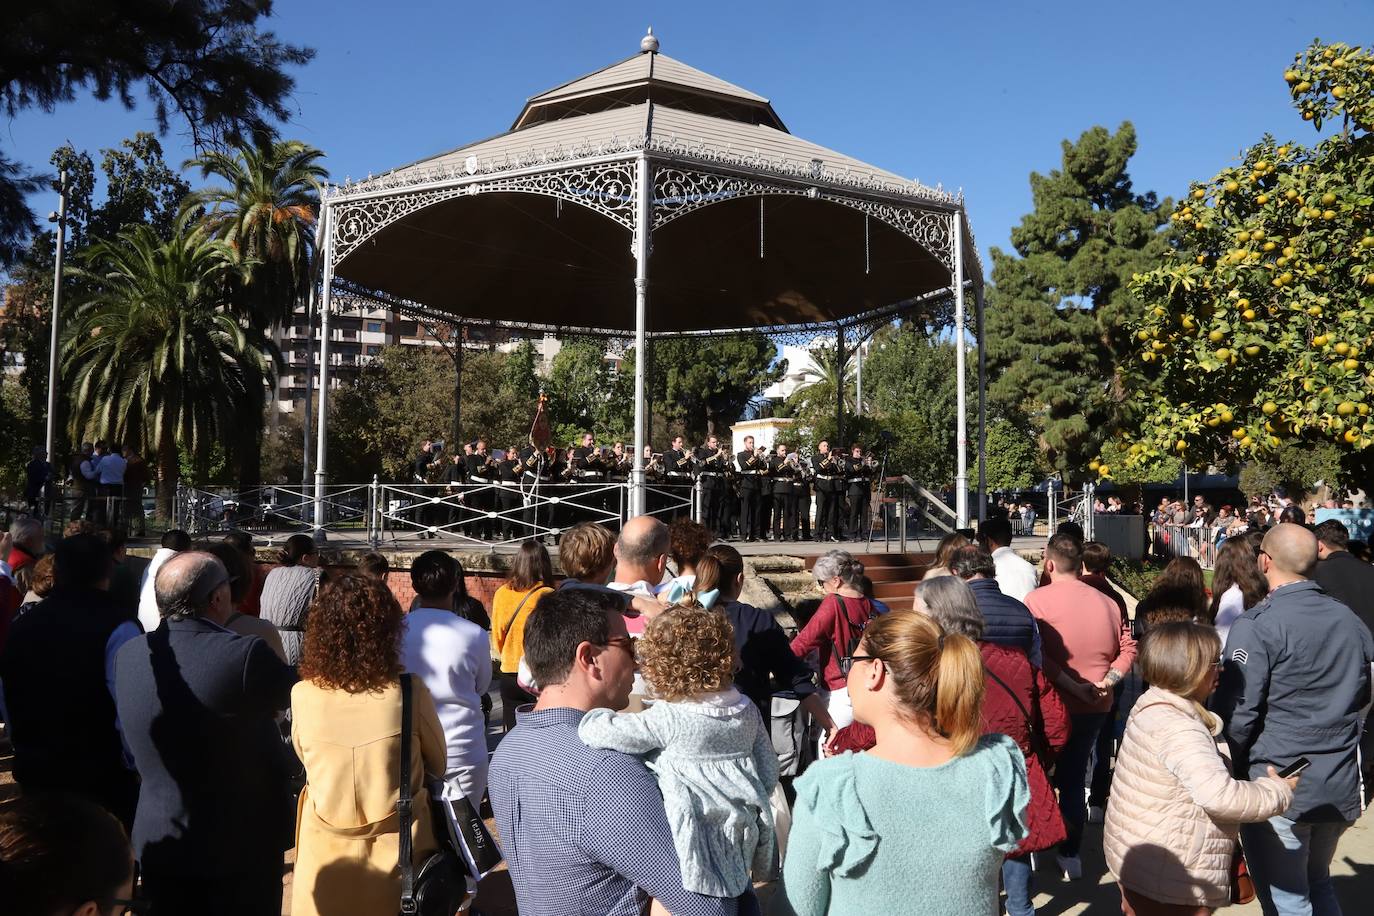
[{"x1": 1120, "y1": 39, "x2": 1374, "y2": 491}]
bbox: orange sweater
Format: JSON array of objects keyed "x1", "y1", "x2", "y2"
[{"x1": 490, "y1": 584, "x2": 553, "y2": 674}]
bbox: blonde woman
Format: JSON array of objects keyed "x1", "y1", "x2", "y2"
[
  {"x1": 1105, "y1": 622, "x2": 1298, "y2": 915},
  {"x1": 776, "y1": 611, "x2": 1030, "y2": 916}
]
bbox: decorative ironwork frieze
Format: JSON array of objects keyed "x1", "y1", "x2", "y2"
[
  {"x1": 651, "y1": 166, "x2": 957, "y2": 272},
  {"x1": 330, "y1": 161, "x2": 639, "y2": 268},
  {"x1": 644, "y1": 134, "x2": 957, "y2": 206},
  {"x1": 331, "y1": 134, "x2": 649, "y2": 198}
]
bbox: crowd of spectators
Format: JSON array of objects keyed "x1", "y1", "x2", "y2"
[{"x1": 0, "y1": 498, "x2": 1370, "y2": 916}]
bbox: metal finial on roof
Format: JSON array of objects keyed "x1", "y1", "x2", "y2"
[{"x1": 640, "y1": 27, "x2": 660, "y2": 53}]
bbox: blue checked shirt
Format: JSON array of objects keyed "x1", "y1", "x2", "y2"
[{"x1": 490, "y1": 707, "x2": 751, "y2": 916}]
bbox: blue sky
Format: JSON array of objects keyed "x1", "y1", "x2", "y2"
[{"x1": 5, "y1": 0, "x2": 1372, "y2": 270}]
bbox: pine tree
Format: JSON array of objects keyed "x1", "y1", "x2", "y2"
[{"x1": 985, "y1": 123, "x2": 1171, "y2": 480}]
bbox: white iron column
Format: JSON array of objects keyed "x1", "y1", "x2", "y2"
[
  {"x1": 301, "y1": 216, "x2": 325, "y2": 491},
  {"x1": 312, "y1": 202, "x2": 335, "y2": 542},
  {"x1": 953, "y1": 210, "x2": 969, "y2": 529},
  {"x1": 976, "y1": 284, "x2": 987, "y2": 523},
  {"x1": 630, "y1": 154, "x2": 652, "y2": 517}
]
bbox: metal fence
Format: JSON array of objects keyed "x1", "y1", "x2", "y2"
[
  {"x1": 175, "y1": 478, "x2": 696, "y2": 547},
  {"x1": 1155, "y1": 523, "x2": 1223, "y2": 569}
]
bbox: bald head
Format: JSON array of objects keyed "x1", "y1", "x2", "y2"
[
  {"x1": 1260, "y1": 522, "x2": 1317, "y2": 583},
  {"x1": 155, "y1": 551, "x2": 234, "y2": 624},
  {"x1": 614, "y1": 516, "x2": 670, "y2": 583}
]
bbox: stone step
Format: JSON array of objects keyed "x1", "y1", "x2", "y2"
[
  {"x1": 802, "y1": 552, "x2": 933, "y2": 570},
  {"x1": 872, "y1": 580, "x2": 920, "y2": 600},
  {"x1": 865, "y1": 566, "x2": 927, "y2": 583}
]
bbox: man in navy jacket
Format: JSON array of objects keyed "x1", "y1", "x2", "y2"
[
  {"x1": 1216, "y1": 523, "x2": 1374, "y2": 916},
  {"x1": 950, "y1": 545, "x2": 1043, "y2": 668},
  {"x1": 115, "y1": 552, "x2": 297, "y2": 916}
]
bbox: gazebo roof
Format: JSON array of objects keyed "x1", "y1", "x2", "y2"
[
  {"x1": 383, "y1": 103, "x2": 912, "y2": 194},
  {"x1": 514, "y1": 42, "x2": 783, "y2": 130},
  {"x1": 327, "y1": 31, "x2": 977, "y2": 337}
]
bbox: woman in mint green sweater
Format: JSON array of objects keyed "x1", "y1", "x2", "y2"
[{"x1": 773, "y1": 610, "x2": 1029, "y2": 916}]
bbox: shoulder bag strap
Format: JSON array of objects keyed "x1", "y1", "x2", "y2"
[
  {"x1": 399, "y1": 674, "x2": 416, "y2": 914},
  {"x1": 984, "y1": 664, "x2": 1036, "y2": 736},
  {"x1": 499, "y1": 586, "x2": 546, "y2": 644}
]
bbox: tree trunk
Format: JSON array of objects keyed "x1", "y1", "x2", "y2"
[
  {"x1": 156, "y1": 426, "x2": 178, "y2": 523},
  {"x1": 237, "y1": 403, "x2": 264, "y2": 493}
]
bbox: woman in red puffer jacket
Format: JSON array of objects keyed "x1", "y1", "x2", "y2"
[{"x1": 827, "y1": 577, "x2": 1069, "y2": 916}]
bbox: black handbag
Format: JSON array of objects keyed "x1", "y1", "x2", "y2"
[{"x1": 399, "y1": 674, "x2": 468, "y2": 916}]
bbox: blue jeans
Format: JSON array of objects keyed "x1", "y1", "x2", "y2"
[
  {"x1": 1002, "y1": 855, "x2": 1035, "y2": 916},
  {"x1": 1054, "y1": 712, "x2": 1107, "y2": 858},
  {"x1": 1240, "y1": 816, "x2": 1350, "y2": 916}
]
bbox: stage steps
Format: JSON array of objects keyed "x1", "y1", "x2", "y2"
[{"x1": 800, "y1": 551, "x2": 933, "y2": 613}]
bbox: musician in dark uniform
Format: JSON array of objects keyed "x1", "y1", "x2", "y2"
[
  {"x1": 496, "y1": 445, "x2": 523, "y2": 540},
  {"x1": 769, "y1": 444, "x2": 797, "y2": 542},
  {"x1": 719, "y1": 459, "x2": 739, "y2": 539},
  {"x1": 813, "y1": 440, "x2": 842, "y2": 542},
  {"x1": 570, "y1": 433, "x2": 606, "y2": 525},
  {"x1": 465, "y1": 439, "x2": 497, "y2": 540},
  {"x1": 516, "y1": 443, "x2": 544, "y2": 535},
  {"x1": 663, "y1": 435, "x2": 693, "y2": 521},
  {"x1": 736, "y1": 435, "x2": 765, "y2": 541},
  {"x1": 845, "y1": 443, "x2": 875, "y2": 540},
  {"x1": 413, "y1": 439, "x2": 437, "y2": 538},
  {"x1": 550, "y1": 445, "x2": 576, "y2": 534},
  {"x1": 695, "y1": 435, "x2": 729, "y2": 535},
  {"x1": 441, "y1": 450, "x2": 466, "y2": 536},
  {"x1": 792, "y1": 452, "x2": 812, "y2": 542},
  {"x1": 604, "y1": 442, "x2": 630, "y2": 529},
  {"x1": 640, "y1": 445, "x2": 664, "y2": 519}
]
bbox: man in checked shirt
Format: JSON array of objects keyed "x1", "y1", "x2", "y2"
[{"x1": 489, "y1": 587, "x2": 754, "y2": 916}]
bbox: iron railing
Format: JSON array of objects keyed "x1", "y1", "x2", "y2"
[
  {"x1": 175, "y1": 478, "x2": 697, "y2": 547},
  {"x1": 1155, "y1": 523, "x2": 1224, "y2": 569}
]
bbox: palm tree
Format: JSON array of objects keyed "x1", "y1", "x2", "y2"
[
  {"x1": 63, "y1": 220, "x2": 275, "y2": 519},
  {"x1": 186, "y1": 132, "x2": 326, "y2": 488}
]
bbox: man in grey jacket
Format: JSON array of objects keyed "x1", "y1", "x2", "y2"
[{"x1": 1215, "y1": 523, "x2": 1374, "y2": 916}]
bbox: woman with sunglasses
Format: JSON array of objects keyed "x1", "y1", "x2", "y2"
[
  {"x1": 790, "y1": 550, "x2": 875, "y2": 742},
  {"x1": 1104, "y1": 621, "x2": 1298, "y2": 915},
  {"x1": 774, "y1": 610, "x2": 1030, "y2": 916}
]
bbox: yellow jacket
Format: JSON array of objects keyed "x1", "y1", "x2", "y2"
[
  {"x1": 491, "y1": 583, "x2": 553, "y2": 674},
  {"x1": 290, "y1": 678, "x2": 447, "y2": 916}
]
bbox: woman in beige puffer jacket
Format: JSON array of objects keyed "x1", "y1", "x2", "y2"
[{"x1": 1104, "y1": 622, "x2": 1296, "y2": 915}]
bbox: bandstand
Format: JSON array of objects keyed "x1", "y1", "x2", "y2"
[{"x1": 304, "y1": 29, "x2": 988, "y2": 543}]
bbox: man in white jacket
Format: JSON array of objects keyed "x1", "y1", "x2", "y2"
[{"x1": 136, "y1": 530, "x2": 192, "y2": 632}]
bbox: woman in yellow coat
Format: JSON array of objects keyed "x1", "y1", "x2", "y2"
[{"x1": 291, "y1": 575, "x2": 448, "y2": 916}]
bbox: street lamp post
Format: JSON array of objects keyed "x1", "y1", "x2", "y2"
[{"x1": 44, "y1": 170, "x2": 69, "y2": 460}]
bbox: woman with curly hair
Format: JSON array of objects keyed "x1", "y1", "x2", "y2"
[
  {"x1": 578, "y1": 603, "x2": 779, "y2": 905},
  {"x1": 290, "y1": 575, "x2": 448, "y2": 916}
]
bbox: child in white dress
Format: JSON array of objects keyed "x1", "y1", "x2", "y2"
[{"x1": 579, "y1": 591, "x2": 779, "y2": 901}]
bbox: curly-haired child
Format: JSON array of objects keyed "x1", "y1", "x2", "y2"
[{"x1": 578, "y1": 592, "x2": 779, "y2": 902}]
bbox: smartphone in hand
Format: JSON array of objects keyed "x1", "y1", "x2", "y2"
[{"x1": 1276, "y1": 757, "x2": 1311, "y2": 779}]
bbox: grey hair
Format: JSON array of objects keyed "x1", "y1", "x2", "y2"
[
  {"x1": 9, "y1": 517, "x2": 43, "y2": 551},
  {"x1": 154, "y1": 552, "x2": 227, "y2": 621},
  {"x1": 813, "y1": 549, "x2": 865, "y2": 588},
  {"x1": 914, "y1": 576, "x2": 985, "y2": 640}
]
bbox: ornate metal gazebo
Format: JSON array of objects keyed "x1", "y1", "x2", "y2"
[{"x1": 309, "y1": 29, "x2": 987, "y2": 533}]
